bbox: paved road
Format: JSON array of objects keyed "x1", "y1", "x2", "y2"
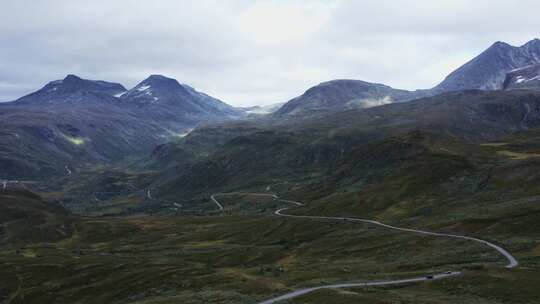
[
  {"x1": 210, "y1": 194, "x2": 224, "y2": 210},
  {"x1": 144, "y1": 188, "x2": 183, "y2": 212},
  {"x1": 274, "y1": 206, "x2": 519, "y2": 269},
  {"x1": 211, "y1": 192, "x2": 519, "y2": 303},
  {"x1": 258, "y1": 272, "x2": 462, "y2": 304},
  {"x1": 0, "y1": 180, "x2": 37, "y2": 191}
]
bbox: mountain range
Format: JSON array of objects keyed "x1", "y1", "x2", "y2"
[
  {"x1": 15, "y1": 74, "x2": 241, "y2": 119},
  {"x1": 434, "y1": 39, "x2": 540, "y2": 92},
  {"x1": 0, "y1": 74, "x2": 243, "y2": 179},
  {"x1": 276, "y1": 39, "x2": 540, "y2": 117},
  {"x1": 2, "y1": 38, "x2": 540, "y2": 181},
  {"x1": 3, "y1": 39, "x2": 540, "y2": 303},
  {"x1": 144, "y1": 89, "x2": 540, "y2": 203}
]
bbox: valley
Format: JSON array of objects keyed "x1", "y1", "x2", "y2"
[{"x1": 2, "y1": 38, "x2": 540, "y2": 304}]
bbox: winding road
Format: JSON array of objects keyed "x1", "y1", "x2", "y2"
[
  {"x1": 0, "y1": 180, "x2": 37, "y2": 191},
  {"x1": 210, "y1": 194, "x2": 224, "y2": 210},
  {"x1": 210, "y1": 192, "x2": 519, "y2": 303},
  {"x1": 274, "y1": 207, "x2": 518, "y2": 269},
  {"x1": 258, "y1": 271, "x2": 462, "y2": 304},
  {"x1": 145, "y1": 188, "x2": 184, "y2": 211}
]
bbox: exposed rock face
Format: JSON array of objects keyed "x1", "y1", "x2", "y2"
[
  {"x1": 503, "y1": 64, "x2": 540, "y2": 90},
  {"x1": 433, "y1": 39, "x2": 540, "y2": 92}
]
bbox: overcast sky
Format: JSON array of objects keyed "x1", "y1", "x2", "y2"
[{"x1": 1, "y1": 0, "x2": 539, "y2": 106}]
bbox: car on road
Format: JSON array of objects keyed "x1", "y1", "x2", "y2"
[{"x1": 426, "y1": 275, "x2": 434, "y2": 279}]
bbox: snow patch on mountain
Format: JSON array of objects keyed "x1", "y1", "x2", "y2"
[
  {"x1": 434, "y1": 39, "x2": 540, "y2": 92},
  {"x1": 503, "y1": 63, "x2": 540, "y2": 90},
  {"x1": 137, "y1": 85, "x2": 151, "y2": 91}
]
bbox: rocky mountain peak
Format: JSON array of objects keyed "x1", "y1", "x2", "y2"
[
  {"x1": 433, "y1": 39, "x2": 540, "y2": 92},
  {"x1": 14, "y1": 75, "x2": 126, "y2": 104},
  {"x1": 63, "y1": 74, "x2": 83, "y2": 83},
  {"x1": 120, "y1": 75, "x2": 241, "y2": 118},
  {"x1": 274, "y1": 79, "x2": 425, "y2": 117},
  {"x1": 489, "y1": 41, "x2": 513, "y2": 50},
  {"x1": 522, "y1": 38, "x2": 540, "y2": 48},
  {"x1": 142, "y1": 75, "x2": 182, "y2": 88}
]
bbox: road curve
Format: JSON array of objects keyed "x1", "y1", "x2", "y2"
[
  {"x1": 0, "y1": 180, "x2": 37, "y2": 191},
  {"x1": 144, "y1": 188, "x2": 183, "y2": 211},
  {"x1": 210, "y1": 192, "x2": 518, "y2": 303},
  {"x1": 210, "y1": 194, "x2": 224, "y2": 210},
  {"x1": 258, "y1": 271, "x2": 462, "y2": 304},
  {"x1": 274, "y1": 206, "x2": 519, "y2": 269}
]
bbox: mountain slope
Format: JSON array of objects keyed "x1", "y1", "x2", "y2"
[
  {"x1": 0, "y1": 189, "x2": 75, "y2": 244},
  {"x1": 148, "y1": 89, "x2": 540, "y2": 202},
  {"x1": 503, "y1": 63, "x2": 540, "y2": 90},
  {"x1": 433, "y1": 39, "x2": 540, "y2": 92},
  {"x1": 15, "y1": 74, "x2": 126, "y2": 105},
  {"x1": 0, "y1": 74, "x2": 241, "y2": 182},
  {"x1": 274, "y1": 79, "x2": 426, "y2": 117},
  {"x1": 121, "y1": 75, "x2": 241, "y2": 119},
  {"x1": 274, "y1": 39, "x2": 540, "y2": 118},
  {"x1": 0, "y1": 98, "x2": 169, "y2": 179}
]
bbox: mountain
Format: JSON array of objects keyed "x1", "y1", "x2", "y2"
[
  {"x1": 503, "y1": 64, "x2": 540, "y2": 90},
  {"x1": 0, "y1": 74, "x2": 242, "y2": 182},
  {"x1": 0, "y1": 97, "x2": 170, "y2": 180},
  {"x1": 121, "y1": 75, "x2": 241, "y2": 119},
  {"x1": 15, "y1": 74, "x2": 126, "y2": 105},
  {"x1": 274, "y1": 79, "x2": 427, "y2": 117},
  {"x1": 433, "y1": 39, "x2": 540, "y2": 92},
  {"x1": 274, "y1": 39, "x2": 540, "y2": 118},
  {"x1": 16, "y1": 74, "x2": 242, "y2": 120}
]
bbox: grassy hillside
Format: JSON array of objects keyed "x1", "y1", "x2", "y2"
[
  {"x1": 0, "y1": 189, "x2": 76, "y2": 246},
  {"x1": 1, "y1": 189, "x2": 539, "y2": 303}
]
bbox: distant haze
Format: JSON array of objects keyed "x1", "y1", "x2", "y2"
[{"x1": 1, "y1": 0, "x2": 540, "y2": 106}]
